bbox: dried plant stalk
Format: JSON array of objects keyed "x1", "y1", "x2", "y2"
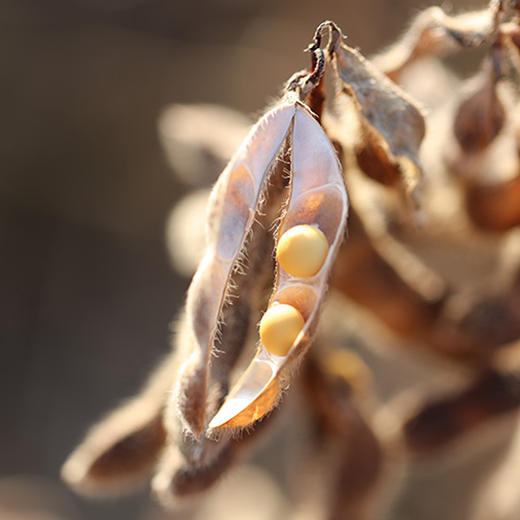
[
  {"x1": 331, "y1": 210, "x2": 445, "y2": 340},
  {"x1": 301, "y1": 350, "x2": 397, "y2": 520}
]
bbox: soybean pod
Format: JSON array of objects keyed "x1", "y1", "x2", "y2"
[{"x1": 208, "y1": 102, "x2": 349, "y2": 430}]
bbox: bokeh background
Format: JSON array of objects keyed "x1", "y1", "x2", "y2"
[{"x1": 1, "y1": 0, "x2": 482, "y2": 518}]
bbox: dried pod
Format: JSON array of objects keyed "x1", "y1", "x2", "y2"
[
  {"x1": 152, "y1": 411, "x2": 278, "y2": 506},
  {"x1": 301, "y1": 352, "x2": 394, "y2": 520},
  {"x1": 302, "y1": 349, "x2": 373, "y2": 437},
  {"x1": 61, "y1": 354, "x2": 175, "y2": 495},
  {"x1": 454, "y1": 48, "x2": 505, "y2": 154},
  {"x1": 158, "y1": 104, "x2": 250, "y2": 187},
  {"x1": 464, "y1": 173, "x2": 520, "y2": 231},
  {"x1": 152, "y1": 443, "x2": 237, "y2": 505},
  {"x1": 404, "y1": 369, "x2": 520, "y2": 455},
  {"x1": 174, "y1": 102, "x2": 299, "y2": 435},
  {"x1": 326, "y1": 23, "x2": 426, "y2": 205}
]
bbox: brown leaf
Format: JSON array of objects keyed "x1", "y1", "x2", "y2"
[
  {"x1": 301, "y1": 352, "x2": 388, "y2": 520},
  {"x1": 328, "y1": 23, "x2": 426, "y2": 205},
  {"x1": 207, "y1": 102, "x2": 348, "y2": 430}
]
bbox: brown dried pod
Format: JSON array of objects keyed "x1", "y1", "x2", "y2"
[
  {"x1": 158, "y1": 104, "x2": 251, "y2": 187},
  {"x1": 331, "y1": 209, "x2": 446, "y2": 341},
  {"x1": 454, "y1": 48, "x2": 506, "y2": 154},
  {"x1": 166, "y1": 37, "x2": 347, "y2": 435},
  {"x1": 301, "y1": 351, "x2": 393, "y2": 520},
  {"x1": 61, "y1": 354, "x2": 175, "y2": 496},
  {"x1": 404, "y1": 369, "x2": 520, "y2": 455},
  {"x1": 323, "y1": 22, "x2": 426, "y2": 205},
  {"x1": 152, "y1": 410, "x2": 278, "y2": 507},
  {"x1": 464, "y1": 172, "x2": 520, "y2": 231},
  {"x1": 302, "y1": 349, "x2": 373, "y2": 436}
]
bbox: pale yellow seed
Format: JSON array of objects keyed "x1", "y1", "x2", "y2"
[
  {"x1": 277, "y1": 225, "x2": 329, "y2": 277},
  {"x1": 259, "y1": 303, "x2": 304, "y2": 357}
]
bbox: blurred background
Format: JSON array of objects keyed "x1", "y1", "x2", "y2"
[{"x1": 1, "y1": 0, "x2": 483, "y2": 518}]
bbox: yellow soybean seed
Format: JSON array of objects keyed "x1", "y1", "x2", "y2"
[
  {"x1": 259, "y1": 303, "x2": 304, "y2": 356},
  {"x1": 277, "y1": 225, "x2": 329, "y2": 277}
]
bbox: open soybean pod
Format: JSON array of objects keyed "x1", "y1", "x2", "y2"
[
  {"x1": 175, "y1": 101, "x2": 299, "y2": 436},
  {"x1": 208, "y1": 102, "x2": 348, "y2": 430}
]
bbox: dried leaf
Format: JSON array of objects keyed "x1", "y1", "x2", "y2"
[
  {"x1": 327, "y1": 23, "x2": 426, "y2": 205},
  {"x1": 61, "y1": 354, "x2": 175, "y2": 496},
  {"x1": 207, "y1": 101, "x2": 348, "y2": 430}
]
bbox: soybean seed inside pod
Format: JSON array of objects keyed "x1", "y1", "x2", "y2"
[
  {"x1": 260, "y1": 303, "x2": 305, "y2": 357},
  {"x1": 276, "y1": 225, "x2": 329, "y2": 278}
]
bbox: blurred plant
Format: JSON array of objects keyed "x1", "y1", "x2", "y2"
[{"x1": 63, "y1": 2, "x2": 520, "y2": 519}]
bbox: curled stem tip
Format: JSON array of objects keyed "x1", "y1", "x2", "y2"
[{"x1": 287, "y1": 20, "x2": 345, "y2": 99}]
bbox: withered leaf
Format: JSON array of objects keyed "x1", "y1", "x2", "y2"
[
  {"x1": 454, "y1": 48, "x2": 505, "y2": 154},
  {"x1": 328, "y1": 24, "x2": 426, "y2": 205}
]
